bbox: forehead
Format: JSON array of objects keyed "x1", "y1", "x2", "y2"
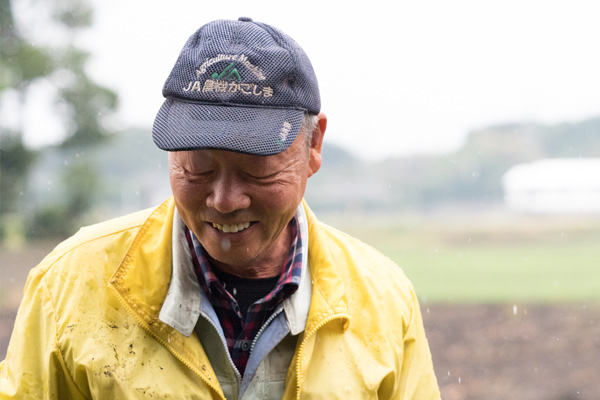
[{"x1": 169, "y1": 148, "x2": 268, "y2": 166}]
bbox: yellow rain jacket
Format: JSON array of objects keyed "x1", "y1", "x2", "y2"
[{"x1": 0, "y1": 198, "x2": 440, "y2": 399}]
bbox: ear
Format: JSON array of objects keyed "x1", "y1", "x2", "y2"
[{"x1": 308, "y1": 112, "x2": 327, "y2": 177}]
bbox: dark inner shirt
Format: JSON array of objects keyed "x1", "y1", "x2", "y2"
[{"x1": 212, "y1": 266, "x2": 280, "y2": 319}]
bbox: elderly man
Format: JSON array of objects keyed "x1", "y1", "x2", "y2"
[{"x1": 0, "y1": 18, "x2": 440, "y2": 399}]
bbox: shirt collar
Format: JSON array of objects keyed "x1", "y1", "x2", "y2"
[
  {"x1": 283, "y1": 204, "x2": 311, "y2": 335},
  {"x1": 188, "y1": 214, "x2": 303, "y2": 306}
]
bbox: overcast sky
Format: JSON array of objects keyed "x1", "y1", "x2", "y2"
[{"x1": 18, "y1": 0, "x2": 600, "y2": 160}]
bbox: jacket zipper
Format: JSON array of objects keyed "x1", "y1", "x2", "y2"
[
  {"x1": 295, "y1": 314, "x2": 349, "y2": 400},
  {"x1": 108, "y1": 284, "x2": 226, "y2": 400},
  {"x1": 250, "y1": 305, "x2": 284, "y2": 352}
]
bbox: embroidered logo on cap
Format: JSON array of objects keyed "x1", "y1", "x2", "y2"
[
  {"x1": 212, "y1": 62, "x2": 242, "y2": 81},
  {"x1": 182, "y1": 54, "x2": 273, "y2": 98}
]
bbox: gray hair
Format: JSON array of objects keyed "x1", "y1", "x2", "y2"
[{"x1": 300, "y1": 113, "x2": 319, "y2": 152}]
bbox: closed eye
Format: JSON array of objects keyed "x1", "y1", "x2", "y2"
[
  {"x1": 184, "y1": 170, "x2": 214, "y2": 182},
  {"x1": 244, "y1": 171, "x2": 279, "y2": 183}
]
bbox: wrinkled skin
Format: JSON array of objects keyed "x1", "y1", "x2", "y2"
[{"x1": 169, "y1": 113, "x2": 327, "y2": 278}]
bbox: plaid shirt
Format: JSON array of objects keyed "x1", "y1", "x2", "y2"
[{"x1": 186, "y1": 215, "x2": 304, "y2": 376}]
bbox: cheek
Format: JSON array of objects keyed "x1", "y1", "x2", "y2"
[
  {"x1": 170, "y1": 179, "x2": 206, "y2": 216},
  {"x1": 260, "y1": 181, "x2": 306, "y2": 219}
]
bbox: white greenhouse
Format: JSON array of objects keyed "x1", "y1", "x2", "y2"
[{"x1": 502, "y1": 158, "x2": 600, "y2": 213}]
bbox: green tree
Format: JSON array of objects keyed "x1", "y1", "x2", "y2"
[{"x1": 0, "y1": 0, "x2": 118, "y2": 239}]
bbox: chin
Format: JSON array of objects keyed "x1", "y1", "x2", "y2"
[{"x1": 206, "y1": 245, "x2": 258, "y2": 268}]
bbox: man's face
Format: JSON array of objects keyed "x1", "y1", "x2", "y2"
[{"x1": 169, "y1": 128, "x2": 321, "y2": 277}]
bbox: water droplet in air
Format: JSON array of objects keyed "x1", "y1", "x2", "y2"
[{"x1": 221, "y1": 238, "x2": 231, "y2": 251}]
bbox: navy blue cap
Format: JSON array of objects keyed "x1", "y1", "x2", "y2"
[{"x1": 153, "y1": 17, "x2": 321, "y2": 155}]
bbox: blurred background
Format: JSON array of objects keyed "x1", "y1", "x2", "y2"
[{"x1": 1, "y1": 0, "x2": 599, "y2": 399}]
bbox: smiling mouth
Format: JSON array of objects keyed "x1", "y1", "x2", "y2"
[{"x1": 211, "y1": 222, "x2": 251, "y2": 233}]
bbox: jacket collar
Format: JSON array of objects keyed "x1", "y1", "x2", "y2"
[
  {"x1": 158, "y1": 208, "x2": 202, "y2": 336},
  {"x1": 109, "y1": 197, "x2": 350, "y2": 337},
  {"x1": 302, "y1": 200, "x2": 350, "y2": 333},
  {"x1": 109, "y1": 198, "x2": 175, "y2": 326}
]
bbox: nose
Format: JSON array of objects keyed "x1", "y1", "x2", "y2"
[{"x1": 206, "y1": 174, "x2": 251, "y2": 214}]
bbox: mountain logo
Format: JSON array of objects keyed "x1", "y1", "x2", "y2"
[{"x1": 212, "y1": 62, "x2": 242, "y2": 81}]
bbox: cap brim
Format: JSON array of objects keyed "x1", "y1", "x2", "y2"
[{"x1": 152, "y1": 99, "x2": 304, "y2": 155}]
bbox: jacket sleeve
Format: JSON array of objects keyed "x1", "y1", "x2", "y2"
[
  {"x1": 395, "y1": 288, "x2": 441, "y2": 400},
  {"x1": 0, "y1": 267, "x2": 87, "y2": 400}
]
